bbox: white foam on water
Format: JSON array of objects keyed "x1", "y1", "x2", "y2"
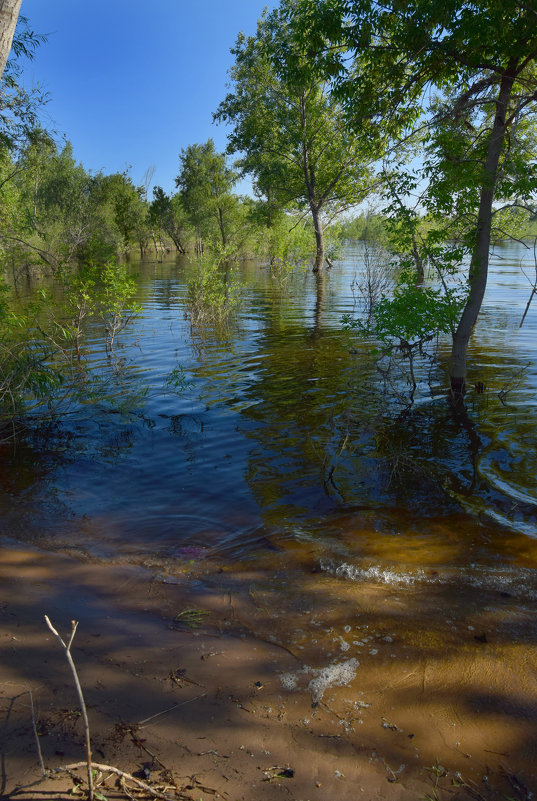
[
  {"x1": 279, "y1": 658, "x2": 359, "y2": 703},
  {"x1": 320, "y1": 559, "x2": 426, "y2": 586},
  {"x1": 280, "y1": 672, "x2": 298, "y2": 690},
  {"x1": 308, "y1": 659, "x2": 359, "y2": 703},
  {"x1": 319, "y1": 558, "x2": 537, "y2": 600}
]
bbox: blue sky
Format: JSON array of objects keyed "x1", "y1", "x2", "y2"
[{"x1": 19, "y1": 1, "x2": 277, "y2": 194}]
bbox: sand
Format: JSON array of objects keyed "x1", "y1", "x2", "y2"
[{"x1": 1, "y1": 539, "x2": 536, "y2": 800}]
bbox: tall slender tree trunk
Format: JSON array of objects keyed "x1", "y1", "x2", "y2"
[
  {"x1": 450, "y1": 65, "x2": 517, "y2": 400},
  {"x1": 311, "y1": 203, "x2": 325, "y2": 273},
  {"x1": 411, "y1": 233, "x2": 425, "y2": 282},
  {"x1": 0, "y1": 0, "x2": 21, "y2": 80},
  {"x1": 313, "y1": 267, "x2": 325, "y2": 331},
  {"x1": 217, "y1": 205, "x2": 227, "y2": 248}
]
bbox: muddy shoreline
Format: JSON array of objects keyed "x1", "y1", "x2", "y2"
[{"x1": 1, "y1": 539, "x2": 537, "y2": 800}]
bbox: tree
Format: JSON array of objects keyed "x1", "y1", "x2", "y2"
[
  {"x1": 150, "y1": 186, "x2": 188, "y2": 254},
  {"x1": 175, "y1": 139, "x2": 239, "y2": 251},
  {"x1": 0, "y1": 11, "x2": 46, "y2": 154},
  {"x1": 292, "y1": 0, "x2": 537, "y2": 396},
  {"x1": 0, "y1": 0, "x2": 21, "y2": 80},
  {"x1": 215, "y1": 1, "x2": 374, "y2": 271},
  {"x1": 98, "y1": 171, "x2": 149, "y2": 256}
]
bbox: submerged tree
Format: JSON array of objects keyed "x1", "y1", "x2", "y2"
[
  {"x1": 291, "y1": 0, "x2": 537, "y2": 398},
  {"x1": 150, "y1": 186, "x2": 188, "y2": 254},
  {"x1": 175, "y1": 139, "x2": 240, "y2": 252},
  {"x1": 214, "y1": 0, "x2": 374, "y2": 271}
]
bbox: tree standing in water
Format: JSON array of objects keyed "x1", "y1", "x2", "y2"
[
  {"x1": 215, "y1": 0, "x2": 375, "y2": 272},
  {"x1": 289, "y1": 0, "x2": 537, "y2": 397},
  {"x1": 176, "y1": 139, "x2": 240, "y2": 252}
]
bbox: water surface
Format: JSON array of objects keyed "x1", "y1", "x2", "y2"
[{"x1": 2, "y1": 242, "x2": 537, "y2": 618}]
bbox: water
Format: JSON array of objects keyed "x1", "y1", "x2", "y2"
[{"x1": 1, "y1": 242, "x2": 537, "y2": 614}]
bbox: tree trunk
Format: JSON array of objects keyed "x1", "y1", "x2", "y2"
[
  {"x1": 170, "y1": 233, "x2": 186, "y2": 254},
  {"x1": 311, "y1": 203, "x2": 324, "y2": 273},
  {"x1": 217, "y1": 205, "x2": 227, "y2": 248},
  {"x1": 449, "y1": 65, "x2": 517, "y2": 400},
  {"x1": 0, "y1": 0, "x2": 21, "y2": 80},
  {"x1": 313, "y1": 268, "x2": 325, "y2": 331},
  {"x1": 411, "y1": 233, "x2": 425, "y2": 282}
]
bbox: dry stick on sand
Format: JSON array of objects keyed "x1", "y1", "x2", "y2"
[
  {"x1": 28, "y1": 689, "x2": 46, "y2": 777},
  {"x1": 48, "y1": 762, "x2": 178, "y2": 800},
  {"x1": 44, "y1": 616, "x2": 94, "y2": 800},
  {"x1": 43, "y1": 616, "x2": 175, "y2": 801}
]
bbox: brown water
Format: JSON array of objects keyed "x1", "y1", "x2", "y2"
[{"x1": 2, "y1": 242, "x2": 537, "y2": 639}]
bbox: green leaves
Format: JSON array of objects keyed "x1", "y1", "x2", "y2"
[
  {"x1": 214, "y1": 1, "x2": 375, "y2": 260},
  {"x1": 344, "y1": 271, "x2": 464, "y2": 352},
  {"x1": 176, "y1": 139, "x2": 239, "y2": 249}
]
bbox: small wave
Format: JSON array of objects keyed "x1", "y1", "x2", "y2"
[
  {"x1": 319, "y1": 558, "x2": 537, "y2": 600},
  {"x1": 320, "y1": 559, "x2": 427, "y2": 586}
]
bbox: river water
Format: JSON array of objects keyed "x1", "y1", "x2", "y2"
[
  {"x1": 3, "y1": 241, "x2": 537, "y2": 789},
  {"x1": 1, "y1": 241, "x2": 537, "y2": 630}
]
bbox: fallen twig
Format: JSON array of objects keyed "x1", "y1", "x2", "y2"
[
  {"x1": 49, "y1": 761, "x2": 176, "y2": 800},
  {"x1": 138, "y1": 693, "x2": 207, "y2": 728}
]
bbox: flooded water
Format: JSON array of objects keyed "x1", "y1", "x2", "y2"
[
  {"x1": 3, "y1": 241, "x2": 537, "y2": 794},
  {"x1": 2, "y1": 241, "x2": 537, "y2": 635}
]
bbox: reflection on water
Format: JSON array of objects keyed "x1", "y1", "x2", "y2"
[{"x1": 1, "y1": 243, "x2": 537, "y2": 597}]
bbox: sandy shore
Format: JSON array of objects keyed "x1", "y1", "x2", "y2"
[{"x1": 1, "y1": 539, "x2": 537, "y2": 800}]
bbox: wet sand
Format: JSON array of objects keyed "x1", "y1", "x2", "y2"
[{"x1": 1, "y1": 539, "x2": 537, "y2": 800}]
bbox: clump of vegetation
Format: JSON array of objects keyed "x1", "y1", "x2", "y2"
[
  {"x1": 0, "y1": 258, "x2": 141, "y2": 437},
  {"x1": 186, "y1": 256, "x2": 244, "y2": 326},
  {"x1": 264, "y1": 214, "x2": 312, "y2": 283},
  {"x1": 173, "y1": 608, "x2": 210, "y2": 628}
]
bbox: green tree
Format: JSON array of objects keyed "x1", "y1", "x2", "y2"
[
  {"x1": 98, "y1": 171, "x2": 149, "y2": 256},
  {"x1": 214, "y1": 1, "x2": 374, "y2": 272},
  {"x1": 1, "y1": 135, "x2": 120, "y2": 272},
  {"x1": 150, "y1": 186, "x2": 188, "y2": 254},
  {"x1": 175, "y1": 139, "x2": 239, "y2": 252},
  {"x1": 290, "y1": 0, "x2": 537, "y2": 398}
]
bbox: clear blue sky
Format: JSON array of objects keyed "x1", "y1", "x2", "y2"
[{"x1": 19, "y1": 0, "x2": 277, "y2": 194}]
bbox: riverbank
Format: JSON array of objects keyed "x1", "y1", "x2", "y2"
[{"x1": 1, "y1": 539, "x2": 536, "y2": 801}]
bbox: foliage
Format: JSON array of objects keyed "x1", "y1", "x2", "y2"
[
  {"x1": 289, "y1": 0, "x2": 537, "y2": 393},
  {"x1": 344, "y1": 273, "x2": 463, "y2": 352},
  {"x1": 1, "y1": 13, "x2": 48, "y2": 152},
  {"x1": 97, "y1": 262, "x2": 141, "y2": 353},
  {"x1": 214, "y1": 1, "x2": 374, "y2": 269},
  {"x1": 186, "y1": 256, "x2": 244, "y2": 325},
  {"x1": 165, "y1": 363, "x2": 193, "y2": 394},
  {"x1": 0, "y1": 136, "x2": 148, "y2": 274},
  {"x1": 150, "y1": 186, "x2": 189, "y2": 254},
  {"x1": 97, "y1": 171, "x2": 149, "y2": 256},
  {"x1": 0, "y1": 258, "x2": 141, "y2": 435},
  {"x1": 339, "y1": 212, "x2": 388, "y2": 244},
  {"x1": 176, "y1": 139, "x2": 240, "y2": 250},
  {"x1": 261, "y1": 211, "x2": 313, "y2": 281}
]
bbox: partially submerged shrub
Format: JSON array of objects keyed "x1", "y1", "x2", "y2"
[{"x1": 186, "y1": 257, "x2": 243, "y2": 325}]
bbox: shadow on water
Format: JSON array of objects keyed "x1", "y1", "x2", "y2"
[
  {"x1": 1, "y1": 245, "x2": 537, "y2": 794},
  {"x1": 1, "y1": 246, "x2": 536, "y2": 560}
]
